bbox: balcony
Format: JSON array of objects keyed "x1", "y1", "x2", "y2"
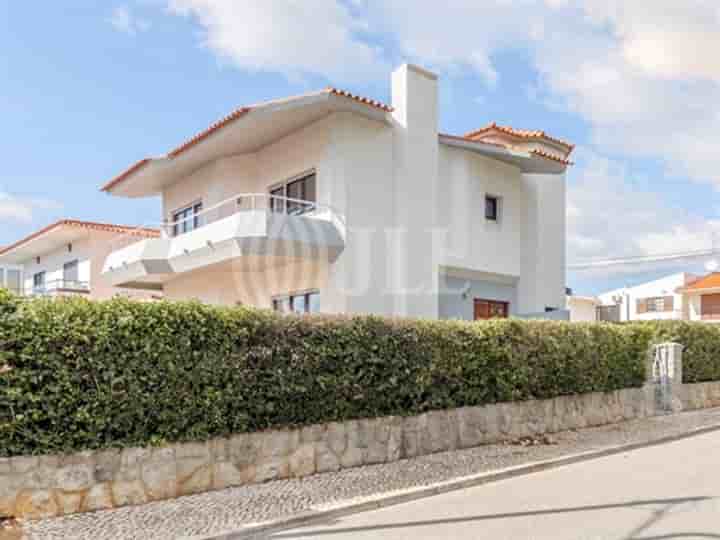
[
  {"x1": 27, "y1": 280, "x2": 90, "y2": 297},
  {"x1": 101, "y1": 193, "x2": 346, "y2": 289}
]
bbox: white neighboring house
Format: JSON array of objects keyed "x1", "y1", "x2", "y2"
[
  {"x1": 596, "y1": 272, "x2": 698, "y2": 322},
  {"x1": 0, "y1": 220, "x2": 160, "y2": 299},
  {"x1": 100, "y1": 64, "x2": 574, "y2": 321},
  {"x1": 566, "y1": 295, "x2": 600, "y2": 322}
]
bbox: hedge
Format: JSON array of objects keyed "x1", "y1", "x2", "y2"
[{"x1": 0, "y1": 293, "x2": 669, "y2": 457}]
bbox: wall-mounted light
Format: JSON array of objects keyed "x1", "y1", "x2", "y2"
[{"x1": 461, "y1": 281, "x2": 471, "y2": 300}]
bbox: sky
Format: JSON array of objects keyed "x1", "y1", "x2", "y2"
[{"x1": 2, "y1": 1, "x2": 720, "y2": 295}]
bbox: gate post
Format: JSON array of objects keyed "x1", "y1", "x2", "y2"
[{"x1": 647, "y1": 342, "x2": 684, "y2": 414}]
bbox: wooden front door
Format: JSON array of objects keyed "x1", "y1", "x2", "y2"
[{"x1": 474, "y1": 299, "x2": 509, "y2": 320}]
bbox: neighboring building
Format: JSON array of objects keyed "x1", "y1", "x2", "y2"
[
  {"x1": 100, "y1": 64, "x2": 573, "y2": 320},
  {"x1": 677, "y1": 273, "x2": 720, "y2": 322},
  {"x1": 0, "y1": 220, "x2": 160, "y2": 299},
  {"x1": 566, "y1": 295, "x2": 600, "y2": 322},
  {"x1": 597, "y1": 273, "x2": 698, "y2": 322}
]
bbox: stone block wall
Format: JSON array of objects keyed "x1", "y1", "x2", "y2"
[{"x1": 0, "y1": 385, "x2": 670, "y2": 520}]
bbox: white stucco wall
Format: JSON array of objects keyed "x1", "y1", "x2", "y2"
[
  {"x1": 437, "y1": 146, "x2": 524, "y2": 279},
  {"x1": 162, "y1": 117, "x2": 332, "y2": 221},
  {"x1": 21, "y1": 239, "x2": 92, "y2": 294},
  {"x1": 518, "y1": 173, "x2": 567, "y2": 314},
  {"x1": 567, "y1": 296, "x2": 598, "y2": 322}
]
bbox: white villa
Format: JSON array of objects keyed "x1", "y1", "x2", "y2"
[
  {"x1": 0, "y1": 220, "x2": 159, "y2": 299},
  {"x1": 8, "y1": 64, "x2": 573, "y2": 321},
  {"x1": 99, "y1": 64, "x2": 573, "y2": 320}
]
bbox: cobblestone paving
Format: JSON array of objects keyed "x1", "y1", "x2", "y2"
[{"x1": 20, "y1": 408, "x2": 720, "y2": 540}]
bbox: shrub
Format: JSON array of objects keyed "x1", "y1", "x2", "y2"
[
  {"x1": 638, "y1": 320, "x2": 720, "y2": 384},
  {"x1": 0, "y1": 296, "x2": 653, "y2": 457}
]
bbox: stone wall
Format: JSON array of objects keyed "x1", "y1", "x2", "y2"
[{"x1": 2, "y1": 343, "x2": 719, "y2": 520}]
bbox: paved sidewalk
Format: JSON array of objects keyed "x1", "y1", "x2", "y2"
[{"x1": 18, "y1": 407, "x2": 720, "y2": 540}]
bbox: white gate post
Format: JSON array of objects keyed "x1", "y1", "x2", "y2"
[{"x1": 648, "y1": 342, "x2": 684, "y2": 414}]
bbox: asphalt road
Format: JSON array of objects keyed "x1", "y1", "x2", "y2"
[{"x1": 267, "y1": 431, "x2": 720, "y2": 540}]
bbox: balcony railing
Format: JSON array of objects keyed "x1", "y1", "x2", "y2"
[
  {"x1": 27, "y1": 280, "x2": 90, "y2": 297},
  {"x1": 109, "y1": 192, "x2": 345, "y2": 253}
]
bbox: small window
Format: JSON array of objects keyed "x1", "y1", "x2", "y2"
[
  {"x1": 63, "y1": 260, "x2": 79, "y2": 286},
  {"x1": 33, "y1": 271, "x2": 46, "y2": 292},
  {"x1": 485, "y1": 195, "x2": 499, "y2": 222},
  {"x1": 172, "y1": 202, "x2": 203, "y2": 236},
  {"x1": 646, "y1": 297, "x2": 665, "y2": 312},
  {"x1": 273, "y1": 290, "x2": 320, "y2": 315}
]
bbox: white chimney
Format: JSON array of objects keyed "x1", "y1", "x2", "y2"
[{"x1": 389, "y1": 64, "x2": 440, "y2": 319}]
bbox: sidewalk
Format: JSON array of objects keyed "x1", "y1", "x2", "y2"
[{"x1": 16, "y1": 407, "x2": 720, "y2": 540}]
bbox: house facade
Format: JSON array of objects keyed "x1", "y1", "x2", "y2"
[
  {"x1": 677, "y1": 273, "x2": 720, "y2": 322},
  {"x1": 566, "y1": 295, "x2": 600, "y2": 322},
  {"x1": 100, "y1": 64, "x2": 573, "y2": 320},
  {"x1": 597, "y1": 272, "x2": 698, "y2": 322},
  {"x1": 0, "y1": 220, "x2": 159, "y2": 299}
]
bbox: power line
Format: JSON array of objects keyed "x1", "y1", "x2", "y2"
[{"x1": 568, "y1": 248, "x2": 718, "y2": 270}]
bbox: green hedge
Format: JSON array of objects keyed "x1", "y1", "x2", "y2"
[
  {"x1": 637, "y1": 321, "x2": 720, "y2": 384},
  {"x1": 0, "y1": 294, "x2": 659, "y2": 457}
]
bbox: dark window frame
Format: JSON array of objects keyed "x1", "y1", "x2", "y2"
[
  {"x1": 172, "y1": 201, "x2": 203, "y2": 236},
  {"x1": 485, "y1": 195, "x2": 500, "y2": 222},
  {"x1": 269, "y1": 171, "x2": 317, "y2": 215},
  {"x1": 272, "y1": 290, "x2": 320, "y2": 315}
]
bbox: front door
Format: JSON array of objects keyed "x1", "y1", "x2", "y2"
[{"x1": 474, "y1": 298, "x2": 509, "y2": 320}]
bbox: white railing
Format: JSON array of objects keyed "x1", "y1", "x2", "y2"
[
  {"x1": 109, "y1": 192, "x2": 345, "y2": 254},
  {"x1": 25, "y1": 280, "x2": 90, "y2": 297}
]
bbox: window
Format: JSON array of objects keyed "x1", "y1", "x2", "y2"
[
  {"x1": 269, "y1": 172, "x2": 317, "y2": 215},
  {"x1": 485, "y1": 195, "x2": 499, "y2": 222},
  {"x1": 638, "y1": 296, "x2": 673, "y2": 313},
  {"x1": 6, "y1": 270, "x2": 21, "y2": 294},
  {"x1": 273, "y1": 290, "x2": 320, "y2": 315},
  {"x1": 63, "y1": 260, "x2": 79, "y2": 286},
  {"x1": 33, "y1": 271, "x2": 46, "y2": 293},
  {"x1": 172, "y1": 202, "x2": 203, "y2": 236}
]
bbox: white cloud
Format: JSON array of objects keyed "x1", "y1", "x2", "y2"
[
  {"x1": 566, "y1": 150, "x2": 720, "y2": 275},
  {"x1": 109, "y1": 5, "x2": 151, "y2": 35},
  {"x1": 166, "y1": 0, "x2": 388, "y2": 83},
  {"x1": 0, "y1": 192, "x2": 61, "y2": 224}
]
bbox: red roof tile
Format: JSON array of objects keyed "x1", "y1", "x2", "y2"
[
  {"x1": 682, "y1": 273, "x2": 720, "y2": 291},
  {"x1": 464, "y1": 122, "x2": 575, "y2": 152},
  {"x1": 101, "y1": 88, "x2": 392, "y2": 193},
  {"x1": 0, "y1": 220, "x2": 160, "y2": 257}
]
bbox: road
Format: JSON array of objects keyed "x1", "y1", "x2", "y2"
[{"x1": 267, "y1": 431, "x2": 720, "y2": 540}]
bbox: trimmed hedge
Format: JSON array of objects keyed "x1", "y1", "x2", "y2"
[
  {"x1": 0, "y1": 294, "x2": 670, "y2": 457},
  {"x1": 639, "y1": 320, "x2": 720, "y2": 384}
]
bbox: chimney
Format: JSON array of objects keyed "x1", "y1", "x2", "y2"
[{"x1": 389, "y1": 64, "x2": 440, "y2": 319}]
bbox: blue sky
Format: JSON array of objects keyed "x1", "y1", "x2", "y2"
[{"x1": 2, "y1": 1, "x2": 719, "y2": 295}]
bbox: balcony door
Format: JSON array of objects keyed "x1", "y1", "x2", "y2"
[
  {"x1": 63, "y1": 260, "x2": 79, "y2": 287},
  {"x1": 269, "y1": 172, "x2": 317, "y2": 215},
  {"x1": 474, "y1": 298, "x2": 509, "y2": 320}
]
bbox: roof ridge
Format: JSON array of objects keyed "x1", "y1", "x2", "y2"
[
  {"x1": 102, "y1": 88, "x2": 392, "y2": 193},
  {"x1": 464, "y1": 122, "x2": 574, "y2": 151},
  {"x1": 0, "y1": 220, "x2": 160, "y2": 257}
]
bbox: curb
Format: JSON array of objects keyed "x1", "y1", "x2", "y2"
[{"x1": 197, "y1": 421, "x2": 720, "y2": 540}]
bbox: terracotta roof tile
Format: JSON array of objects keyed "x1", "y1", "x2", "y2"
[
  {"x1": 529, "y1": 148, "x2": 574, "y2": 166},
  {"x1": 682, "y1": 273, "x2": 720, "y2": 291},
  {"x1": 102, "y1": 88, "x2": 392, "y2": 193},
  {"x1": 464, "y1": 122, "x2": 575, "y2": 152},
  {"x1": 0, "y1": 220, "x2": 160, "y2": 257}
]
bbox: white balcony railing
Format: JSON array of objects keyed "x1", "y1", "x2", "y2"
[
  {"x1": 109, "y1": 192, "x2": 345, "y2": 254},
  {"x1": 26, "y1": 280, "x2": 90, "y2": 297}
]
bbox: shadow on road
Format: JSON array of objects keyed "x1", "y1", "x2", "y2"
[{"x1": 262, "y1": 496, "x2": 716, "y2": 539}]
